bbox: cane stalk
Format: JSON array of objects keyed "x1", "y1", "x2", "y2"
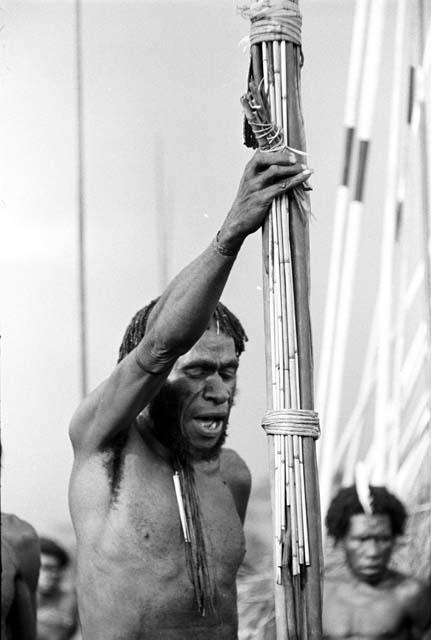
[{"x1": 242, "y1": 4, "x2": 323, "y2": 633}]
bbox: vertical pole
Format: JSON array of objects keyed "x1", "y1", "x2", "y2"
[
  {"x1": 284, "y1": 36, "x2": 323, "y2": 637},
  {"x1": 75, "y1": 0, "x2": 88, "y2": 399},
  {"x1": 417, "y1": 0, "x2": 431, "y2": 402},
  {"x1": 317, "y1": 0, "x2": 369, "y2": 430},
  {"x1": 154, "y1": 137, "x2": 170, "y2": 291},
  {"x1": 372, "y1": 0, "x2": 408, "y2": 485},
  {"x1": 319, "y1": 0, "x2": 386, "y2": 514}
]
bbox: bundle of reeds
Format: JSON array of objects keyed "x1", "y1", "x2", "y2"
[{"x1": 239, "y1": 1, "x2": 323, "y2": 637}]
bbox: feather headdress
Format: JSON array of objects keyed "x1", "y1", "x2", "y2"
[{"x1": 355, "y1": 461, "x2": 374, "y2": 514}]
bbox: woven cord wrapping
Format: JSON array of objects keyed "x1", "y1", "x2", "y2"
[
  {"x1": 245, "y1": 0, "x2": 302, "y2": 47},
  {"x1": 262, "y1": 409, "x2": 320, "y2": 439}
]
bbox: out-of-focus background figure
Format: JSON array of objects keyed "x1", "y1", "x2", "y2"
[
  {"x1": 322, "y1": 485, "x2": 431, "y2": 639},
  {"x1": 37, "y1": 537, "x2": 79, "y2": 640},
  {"x1": 1, "y1": 511, "x2": 40, "y2": 640}
]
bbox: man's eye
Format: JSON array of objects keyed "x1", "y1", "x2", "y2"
[
  {"x1": 377, "y1": 537, "x2": 391, "y2": 543},
  {"x1": 221, "y1": 368, "x2": 236, "y2": 380},
  {"x1": 186, "y1": 368, "x2": 204, "y2": 378}
]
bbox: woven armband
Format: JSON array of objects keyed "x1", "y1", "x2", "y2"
[
  {"x1": 261, "y1": 408, "x2": 320, "y2": 439},
  {"x1": 212, "y1": 231, "x2": 239, "y2": 258}
]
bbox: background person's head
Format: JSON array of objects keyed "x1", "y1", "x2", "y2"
[
  {"x1": 326, "y1": 486, "x2": 407, "y2": 584},
  {"x1": 38, "y1": 537, "x2": 70, "y2": 597},
  {"x1": 118, "y1": 300, "x2": 248, "y2": 462}
]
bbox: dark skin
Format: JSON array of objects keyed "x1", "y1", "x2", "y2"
[
  {"x1": 323, "y1": 514, "x2": 431, "y2": 639},
  {"x1": 1, "y1": 513, "x2": 40, "y2": 640},
  {"x1": 69, "y1": 150, "x2": 311, "y2": 639},
  {"x1": 37, "y1": 552, "x2": 78, "y2": 640}
]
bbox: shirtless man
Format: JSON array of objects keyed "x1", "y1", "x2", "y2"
[
  {"x1": 68, "y1": 150, "x2": 311, "y2": 639},
  {"x1": 1, "y1": 511, "x2": 40, "y2": 640},
  {"x1": 37, "y1": 537, "x2": 78, "y2": 640},
  {"x1": 323, "y1": 485, "x2": 431, "y2": 640}
]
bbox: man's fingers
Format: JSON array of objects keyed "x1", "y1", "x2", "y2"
[
  {"x1": 252, "y1": 148, "x2": 299, "y2": 169},
  {"x1": 258, "y1": 162, "x2": 308, "y2": 188},
  {"x1": 263, "y1": 168, "x2": 313, "y2": 201}
]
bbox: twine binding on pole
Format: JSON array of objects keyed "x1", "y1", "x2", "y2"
[
  {"x1": 262, "y1": 409, "x2": 320, "y2": 438},
  {"x1": 239, "y1": 0, "x2": 302, "y2": 47}
]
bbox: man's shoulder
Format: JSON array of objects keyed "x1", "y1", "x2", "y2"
[
  {"x1": 1, "y1": 512, "x2": 39, "y2": 550},
  {"x1": 388, "y1": 571, "x2": 431, "y2": 630},
  {"x1": 220, "y1": 448, "x2": 251, "y2": 487},
  {"x1": 1, "y1": 512, "x2": 40, "y2": 586},
  {"x1": 391, "y1": 571, "x2": 429, "y2": 599}
]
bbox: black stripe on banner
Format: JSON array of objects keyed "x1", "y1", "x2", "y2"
[
  {"x1": 354, "y1": 140, "x2": 370, "y2": 202},
  {"x1": 407, "y1": 66, "x2": 415, "y2": 125},
  {"x1": 341, "y1": 127, "x2": 355, "y2": 187},
  {"x1": 395, "y1": 201, "x2": 403, "y2": 242}
]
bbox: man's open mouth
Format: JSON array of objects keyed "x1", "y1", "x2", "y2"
[{"x1": 192, "y1": 417, "x2": 225, "y2": 436}]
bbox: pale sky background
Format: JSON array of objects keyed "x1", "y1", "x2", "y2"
[{"x1": 1, "y1": 0, "x2": 427, "y2": 540}]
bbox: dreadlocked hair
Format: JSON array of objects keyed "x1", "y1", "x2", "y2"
[
  {"x1": 117, "y1": 298, "x2": 248, "y2": 363},
  {"x1": 325, "y1": 485, "x2": 407, "y2": 542}
]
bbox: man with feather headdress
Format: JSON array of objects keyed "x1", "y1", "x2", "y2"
[{"x1": 323, "y1": 484, "x2": 431, "y2": 640}]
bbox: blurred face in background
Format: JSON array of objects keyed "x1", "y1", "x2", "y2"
[
  {"x1": 38, "y1": 553, "x2": 63, "y2": 596},
  {"x1": 342, "y1": 514, "x2": 394, "y2": 584}
]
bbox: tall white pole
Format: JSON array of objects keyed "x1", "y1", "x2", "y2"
[
  {"x1": 316, "y1": 0, "x2": 369, "y2": 425},
  {"x1": 319, "y1": 0, "x2": 387, "y2": 518},
  {"x1": 372, "y1": 0, "x2": 409, "y2": 485},
  {"x1": 75, "y1": 0, "x2": 88, "y2": 399}
]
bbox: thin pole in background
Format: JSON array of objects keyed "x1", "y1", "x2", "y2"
[
  {"x1": 154, "y1": 137, "x2": 170, "y2": 291},
  {"x1": 75, "y1": 0, "x2": 88, "y2": 399},
  {"x1": 417, "y1": 0, "x2": 431, "y2": 395}
]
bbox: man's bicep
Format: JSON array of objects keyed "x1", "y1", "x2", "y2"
[
  {"x1": 10, "y1": 576, "x2": 37, "y2": 640},
  {"x1": 69, "y1": 348, "x2": 174, "y2": 454},
  {"x1": 406, "y1": 581, "x2": 431, "y2": 632},
  {"x1": 20, "y1": 531, "x2": 40, "y2": 593}
]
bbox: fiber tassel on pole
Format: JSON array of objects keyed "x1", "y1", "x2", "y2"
[{"x1": 238, "y1": 2, "x2": 322, "y2": 636}]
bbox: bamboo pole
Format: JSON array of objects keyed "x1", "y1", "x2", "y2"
[
  {"x1": 254, "y1": 42, "x2": 290, "y2": 638},
  {"x1": 283, "y1": 23, "x2": 323, "y2": 638},
  {"x1": 242, "y1": 3, "x2": 322, "y2": 634}
]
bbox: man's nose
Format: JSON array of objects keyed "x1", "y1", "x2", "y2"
[
  {"x1": 203, "y1": 374, "x2": 231, "y2": 404},
  {"x1": 364, "y1": 539, "x2": 380, "y2": 558}
]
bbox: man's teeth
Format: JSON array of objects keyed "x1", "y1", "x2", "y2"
[{"x1": 198, "y1": 419, "x2": 221, "y2": 430}]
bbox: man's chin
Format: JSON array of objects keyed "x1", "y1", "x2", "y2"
[
  {"x1": 357, "y1": 567, "x2": 386, "y2": 583},
  {"x1": 188, "y1": 431, "x2": 227, "y2": 462}
]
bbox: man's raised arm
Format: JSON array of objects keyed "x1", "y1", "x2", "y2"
[{"x1": 70, "y1": 150, "x2": 311, "y2": 455}]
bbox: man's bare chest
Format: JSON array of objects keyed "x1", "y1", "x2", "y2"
[
  {"x1": 323, "y1": 582, "x2": 409, "y2": 638},
  {"x1": 100, "y1": 453, "x2": 246, "y2": 576}
]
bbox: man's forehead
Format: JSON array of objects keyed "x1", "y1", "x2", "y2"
[
  {"x1": 348, "y1": 513, "x2": 392, "y2": 536},
  {"x1": 175, "y1": 327, "x2": 237, "y2": 367}
]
